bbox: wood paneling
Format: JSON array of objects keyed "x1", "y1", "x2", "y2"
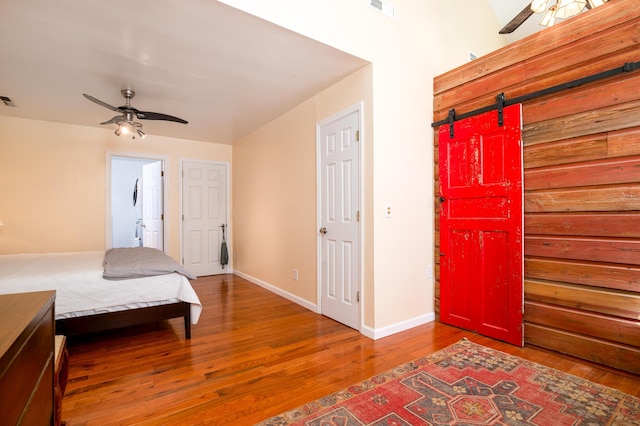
[
  {"x1": 525, "y1": 323, "x2": 640, "y2": 373},
  {"x1": 525, "y1": 258, "x2": 639, "y2": 292},
  {"x1": 523, "y1": 134, "x2": 609, "y2": 168},
  {"x1": 524, "y1": 301, "x2": 640, "y2": 347},
  {"x1": 523, "y1": 19, "x2": 640, "y2": 81},
  {"x1": 525, "y1": 279, "x2": 640, "y2": 320},
  {"x1": 433, "y1": 0, "x2": 640, "y2": 373},
  {"x1": 524, "y1": 184, "x2": 640, "y2": 212},
  {"x1": 523, "y1": 71, "x2": 640, "y2": 125},
  {"x1": 525, "y1": 235, "x2": 640, "y2": 265},
  {"x1": 525, "y1": 213, "x2": 640, "y2": 238},
  {"x1": 524, "y1": 100, "x2": 640, "y2": 145},
  {"x1": 525, "y1": 156, "x2": 640, "y2": 190}
]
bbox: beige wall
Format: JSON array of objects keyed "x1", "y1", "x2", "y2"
[
  {"x1": 225, "y1": 0, "x2": 507, "y2": 334},
  {"x1": 0, "y1": 115, "x2": 232, "y2": 259},
  {"x1": 233, "y1": 66, "x2": 373, "y2": 315}
]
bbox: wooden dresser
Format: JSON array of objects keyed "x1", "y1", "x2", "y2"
[{"x1": 0, "y1": 291, "x2": 56, "y2": 425}]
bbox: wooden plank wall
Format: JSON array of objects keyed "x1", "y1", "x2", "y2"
[{"x1": 432, "y1": 0, "x2": 640, "y2": 374}]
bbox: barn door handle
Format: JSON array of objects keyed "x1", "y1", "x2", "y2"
[
  {"x1": 439, "y1": 196, "x2": 446, "y2": 202},
  {"x1": 319, "y1": 227, "x2": 327, "y2": 235}
]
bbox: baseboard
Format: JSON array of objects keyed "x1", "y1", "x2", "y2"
[
  {"x1": 360, "y1": 312, "x2": 436, "y2": 340},
  {"x1": 234, "y1": 270, "x2": 318, "y2": 313},
  {"x1": 234, "y1": 270, "x2": 434, "y2": 340}
]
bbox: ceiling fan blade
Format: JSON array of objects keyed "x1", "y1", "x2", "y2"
[
  {"x1": 100, "y1": 116, "x2": 124, "y2": 125},
  {"x1": 137, "y1": 111, "x2": 188, "y2": 124},
  {"x1": 83, "y1": 93, "x2": 120, "y2": 112},
  {"x1": 499, "y1": 2, "x2": 534, "y2": 34}
]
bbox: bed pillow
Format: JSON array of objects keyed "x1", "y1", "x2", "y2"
[{"x1": 103, "y1": 247, "x2": 197, "y2": 280}]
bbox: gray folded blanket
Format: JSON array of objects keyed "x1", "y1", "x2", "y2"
[{"x1": 103, "y1": 247, "x2": 196, "y2": 280}]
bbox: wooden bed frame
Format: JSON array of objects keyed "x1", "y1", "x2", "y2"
[{"x1": 55, "y1": 301, "x2": 192, "y2": 339}]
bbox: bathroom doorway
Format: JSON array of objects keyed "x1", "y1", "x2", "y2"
[{"x1": 110, "y1": 155, "x2": 165, "y2": 250}]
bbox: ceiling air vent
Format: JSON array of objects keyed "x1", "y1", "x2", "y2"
[
  {"x1": 0, "y1": 96, "x2": 16, "y2": 107},
  {"x1": 369, "y1": 0, "x2": 395, "y2": 18}
]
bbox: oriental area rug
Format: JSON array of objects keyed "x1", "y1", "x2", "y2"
[{"x1": 257, "y1": 338, "x2": 640, "y2": 425}]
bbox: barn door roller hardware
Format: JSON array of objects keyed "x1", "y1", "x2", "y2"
[{"x1": 433, "y1": 60, "x2": 640, "y2": 138}]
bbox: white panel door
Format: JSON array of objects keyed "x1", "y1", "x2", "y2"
[
  {"x1": 142, "y1": 161, "x2": 163, "y2": 250},
  {"x1": 183, "y1": 161, "x2": 227, "y2": 276},
  {"x1": 319, "y1": 108, "x2": 360, "y2": 329}
]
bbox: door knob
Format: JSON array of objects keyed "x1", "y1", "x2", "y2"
[{"x1": 319, "y1": 227, "x2": 327, "y2": 235}]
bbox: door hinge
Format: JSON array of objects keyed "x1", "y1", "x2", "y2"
[
  {"x1": 182, "y1": 214, "x2": 184, "y2": 221},
  {"x1": 355, "y1": 130, "x2": 360, "y2": 141},
  {"x1": 161, "y1": 214, "x2": 164, "y2": 220},
  {"x1": 357, "y1": 210, "x2": 360, "y2": 222},
  {"x1": 161, "y1": 170, "x2": 164, "y2": 177},
  {"x1": 357, "y1": 291, "x2": 360, "y2": 302}
]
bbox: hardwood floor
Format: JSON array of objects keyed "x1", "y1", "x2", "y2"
[{"x1": 62, "y1": 274, "x2": 640, "y2": 425}]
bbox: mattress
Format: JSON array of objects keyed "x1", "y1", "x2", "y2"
[{"x1": 0, "y1": 251, "x2": 202, "y2": 323}]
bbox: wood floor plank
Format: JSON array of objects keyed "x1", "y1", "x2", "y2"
[{"x1": 61, "y1": 274, "x2": 640, "y2": 425}]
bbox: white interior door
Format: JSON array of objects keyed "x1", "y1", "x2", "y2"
[
  {"x1": 142, "y1": 161, "x2": 163, "y2": 250},
  {"x1": 319, "y1": 108, "x2": 360, "y2": 329},
  {"x1": 183, "y1": 161, "x2": 228, "y2": 276}
]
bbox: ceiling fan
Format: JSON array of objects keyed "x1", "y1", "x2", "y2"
[
  {"x1": 83, "y1": 88, "x2": 188, "y2": 138},
  {"x1": 499, "y1": 0, "x2": 608, "y2": 34}
]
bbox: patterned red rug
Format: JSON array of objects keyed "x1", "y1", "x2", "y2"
[{"x1": 257, "y1": 338, "x2": 639, "y2": 425}]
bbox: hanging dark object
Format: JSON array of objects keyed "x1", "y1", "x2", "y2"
[
  {"x1": 220, "y1": 224, "x2": 229, "y2": 269},
  {"x1": 499, "y1": 2, "x2": 534, "y2": 34},
  {"x1": 133, "y1": 178, "x2": 139, "y2": 206}
]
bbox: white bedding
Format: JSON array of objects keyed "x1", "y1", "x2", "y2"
[{"x1": 0, "y1": 251, "x2": 202, "y2": 324}]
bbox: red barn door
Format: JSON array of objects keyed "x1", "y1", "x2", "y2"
[{"x1": 438, "y1": 104, "x2": 523, "y2": 346}]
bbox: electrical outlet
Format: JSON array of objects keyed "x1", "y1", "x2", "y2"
[
  {"x1": 384, "y1": 204, "x2": 392, "y2": 218},
  {"x1": 293, "y1": 269, "x2": 299, "y2": 281}
]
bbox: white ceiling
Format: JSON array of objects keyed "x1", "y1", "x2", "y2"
[{"x1": 0, "y1": 0, "x2": 545, "y2": 144}]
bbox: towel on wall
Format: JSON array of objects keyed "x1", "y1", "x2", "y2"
[{"x1": 221, "y1": 224, "x2": 229, "y2": 269}]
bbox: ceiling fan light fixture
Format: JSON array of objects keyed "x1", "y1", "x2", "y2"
[
  {"x1": 587, "y1": 0, "x2": 607, "y2": 7},
  {"x1": 555, "y1": 0, "x2": 587, "y2": 18},
  {"x1": 540, "y1": 4, "x2": 558, "y2": 27},
  {"x1": 501, "y1": 0, "x2": 606, "y2": 34},
  {"x1": 531, "y1": 0, "x2": 548, "y2": 13},
  {"x1": 84, "y1": 89, "x2": 187, "y2": 140}
]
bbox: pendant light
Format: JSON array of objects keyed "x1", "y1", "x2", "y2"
[
  {"x1": 540, "y1": 4, "x2": 558, "y2": 27},
  {"x1": 531, "y1": 0, "x2": 548, "y2": 13},
  {"x1": 555, "y1": 0, "x2": 587, "y2": 19},
  {"x1": 534, "y1": 0, "x2": 608, "y2": 28}
]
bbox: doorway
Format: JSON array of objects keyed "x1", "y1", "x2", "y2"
[
  {"x1": 109, "y1": 155, "x2": 165, "y2": 251},
  {"x1": 317, "y1": 105, "x2": 361, "y2": 330}
]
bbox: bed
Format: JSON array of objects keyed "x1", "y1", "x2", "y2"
[{"x1": 0, "y1": 249, "x2": 202, "y2": 339}]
